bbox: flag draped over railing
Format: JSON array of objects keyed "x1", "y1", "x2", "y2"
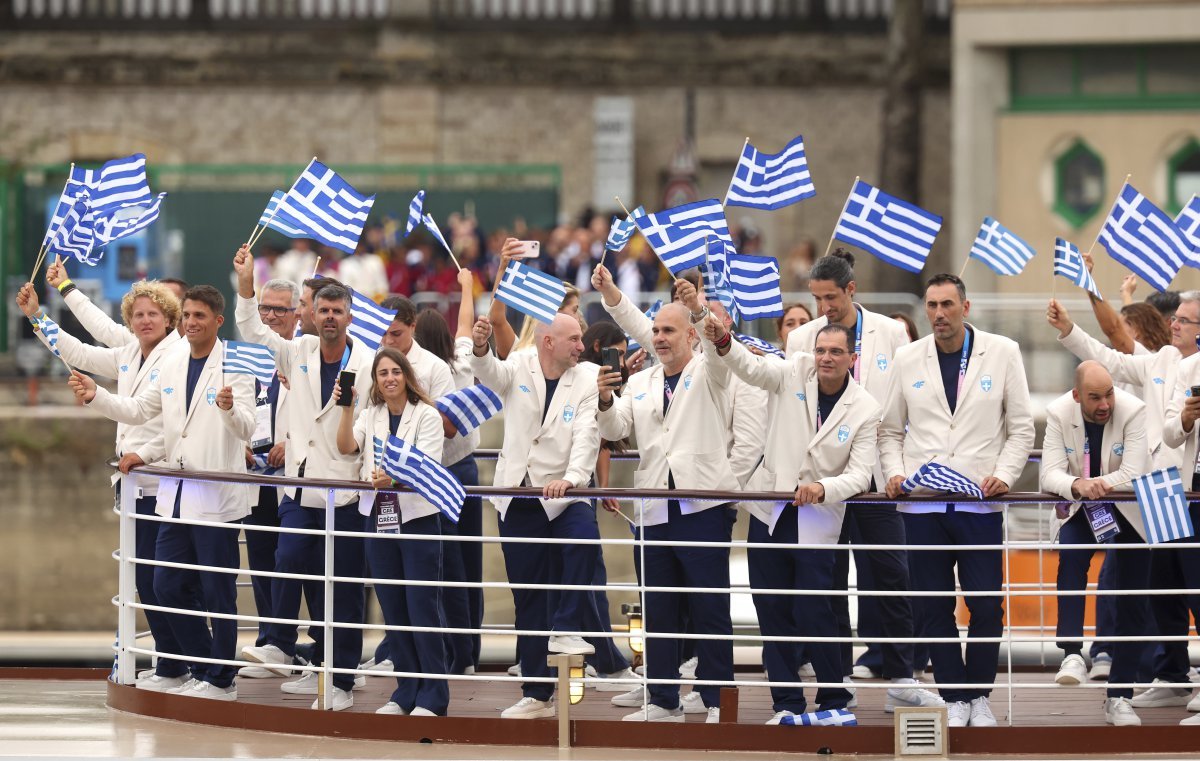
[{"x1": 901, "y1": 462, "x2": 984, "y2": 499}]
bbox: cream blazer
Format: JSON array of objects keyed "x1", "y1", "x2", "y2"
[{"x1": 352, "y1": 400, "x2": 445, "y2": 522}]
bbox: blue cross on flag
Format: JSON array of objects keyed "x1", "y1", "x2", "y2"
[{"x1": 1133, "y1": 466, "x2": 1195, "y2": 544}]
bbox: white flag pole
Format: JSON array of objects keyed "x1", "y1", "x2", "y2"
[
  {"x1": 824, "y1": 175, "x2": 860, "y2": 259},
  {"x1": 1086, "y1": 173, "x2": 1132, "y2": 258},
  {"x1": 602, "y1": 195, "x2": 637, "y2": 271},
  {"x1": 721, "y1": 137, "x2": 750, "y2": 209}
]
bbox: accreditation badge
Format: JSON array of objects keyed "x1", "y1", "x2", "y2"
[
  {"x1": 250, "y1": 388, "x2": 273, "y2": 450},
  {"x1": 1082, "y1": 502, "x2": 1120, "y2": 543},
  {"x1": 375, "y1": 494, "x2": 400, "y2": 534}
]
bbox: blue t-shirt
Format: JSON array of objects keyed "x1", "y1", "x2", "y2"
[
  {"x1": 936, "y1": 326, "x2": 974, "y2": 414},
  {"x1": 320, "y1": 356, "x2": 341, "y2": 408},
  {"x1": 817, "y1": 375, "x2": 849, "y2": 429},
  {"x1": 1084, "y1": 420, "x2": 1104, "y2": 479},
  {"x1": 185, "y1": 355, "x2": 208, "y2": 411},
  {"x1": 663, "y1": 371, "x2": 682, "y2": 415},
  {"x1": 543, "y1": 377, "x2": 561, "y2": 423}
]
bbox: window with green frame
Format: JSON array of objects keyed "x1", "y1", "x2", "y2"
[
  {"x1": 1054, "y1": 140, "x2": 1105, "y2": 229},
  {"x1": 1011, "y1": 45, "x2": 1200, "y2": 111},
  {"x1": 1168, "y1": 138, "x2": 1200, "y2": 214}
]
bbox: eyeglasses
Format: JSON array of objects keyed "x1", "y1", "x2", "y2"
[
  {"x1": 1170, "y1": 315, "x2": 1200, "y2": 327},
  {"x1": 258, "y1": 305, "x2": 297, "y2": 317}
]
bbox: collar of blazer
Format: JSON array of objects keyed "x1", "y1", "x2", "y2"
[
  {"x1": 1068, "y1": 397, "x2": 1128, "y2": 478},
  {"x1": 528, "y1": 353, "x2": 581, "y2": 434},
  {"x1": 308, "y1": 336, "x2": 364, "y2": 419},
  {"x1": 131, "y1": 329, "x2": 183, "y2": 390},
  {"x1": 181, "y1": 339, "x2": 225, "y2": 430},
  {"x1": 805, "y1": 371, "x2": 859, "y2": 449},
  {"x1": 922, "y1": 322, "x2": 989, "y2": 416},
  {"x1": 660, "y1": 353, "x2": 703, "y2": 422}
]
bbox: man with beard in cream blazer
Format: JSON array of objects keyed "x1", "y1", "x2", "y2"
[
  {"x1": 703, "y1": 316, "x2": 920, "y2": 723},
  {"x1": 70, "y1": 285, "x2": 256, "y2": 701},
  {"x1": 233, "y1": 246, "x2": 375, "y2": 711},
  {"x1": 880, "y1": 273, "x2": 1034, "y2": 728},
  {"x1": 469, "y1": 312, "x2": 601, "y2": 720},
  {"x1": 1040, "y1": 361, "x2": 1151, "y2": 726},
  {"x1": 595, "y1": 282, "x2": 739, "y2": 724}
]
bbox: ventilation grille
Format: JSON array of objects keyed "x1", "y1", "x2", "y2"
[{"x1": 896, "y1": 708, "x2": 947, "y2": 757}]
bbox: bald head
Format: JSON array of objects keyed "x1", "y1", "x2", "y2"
[
  {"x1": 1073, "y1": 360, "x2": 1115, "y2": 424},
  {"x1": 537, "y1": 313, "x2": 584, "y2": 374}
]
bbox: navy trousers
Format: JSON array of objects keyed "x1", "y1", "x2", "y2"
[
  {"x1": 643, "y1": 502, "x2": 735, "y2": 710},
  {"x1": 153, "y1": 493, "x2": 241, "y2": 688},
  {"x1": 365, "y1": 512, "x2": 450, "y2": 715},
  {"x1": 749, "y1": 510, "x2": 852, "y2": 714},
  {"x1": 1149, "y1": 502, "x2": 1200, "y2": 684},
  {"x1": 441, "y1": 456, "x2": 483, "y2": 672},
  {"x1": 244, "y1": 485, "x2": 280, "y2": 646},
  {"x1": 585, "y1": 533, "x2": 631, "y2": 675},
  {"x1": 904, "y1": 509, "x2": 1004, "y2": 703},
  {"x1": 263, "y1": 496, "x2": 365, "y2": 692},
  {"x1": 132, "y1": 494, "x2": 187, "y2": 678},
  {"x1": 499, "y1": 498, "x2": 599, "y2": 701}
]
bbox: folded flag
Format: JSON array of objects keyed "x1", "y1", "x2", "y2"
[
  {"x1": 1133, "y1": 466, "x2": 1195, "y2": 544},
  {"x1": 223, "y1": 341, "x2": 276, "y2": 385},
  {"x1": 833, "y1": 179, "x2": 942, "y2": 274},
  {"x1": 606, "y1": 206, "x2": 644, "y2": 252},
  {"x1": 626, "y1": 299, "x2": 663, "y2": 354},
  {"x1": 1098, "y1": 182, "x2": 1192, "y2": 291},
  {"x1": 634, "y1": 199, "x2": 733, "y2": 276},
  {"x1": 380, "y1": 434, "x2": 465, "y2": 523},
  {"x1": 725, "y1": 134, "x2": 816, "y2": 211},
  {"x1": 258, "y1": 190, "x2": 312, "y2": 238},
  {"x1": 249, "y1": 452, "x2": 282, "y2": 476},
  {"x1": 422, "y1": 212, "x2": 455, "y2": 257},
  {"x1": 1053, "y1": 238, "x2": 1102, "y2": 299},
  {"x1": 436, "y1": 384, "x2": 504, "y2": 437},
  {"x1": 93, "y1": 193, "x2": 168, "y2": 245},
  {"x1": 702, "y1": 238, "x2": 739, "y2": 324},
  {"x1": 969, "y1": 216, "x2": 1036, "y2": 276},
  {"x1": 901, "y1": 462, "x2": 984, "y2": 499},
  {"x1": 779, "y1": 709, "x2": 858, "y2": 727},
  {"x1": 495, "y1": 260, "x2": 567, "y2": 325},
  {"x1": 33, "y1": 314, "x2": 63, "y2": 358},
  {"x1": 1175, "y1": 194, "x2": 1200, "y2": 257},
  {"x1": 42, "y1": 178, "x2": 89, "y2": 249},
  {"x1": 69, "y1": 153, "x2": 154, "y2": 214},
  {"x1": 735, "y1": 332, "x2": 785, "y2": 359},
  {"x1": 349, "y1": 286, "x2": 398, "y2": 352},
  {"x1": 729, "y1": 252, "x2": 785, "y2": 320},
  {"x1": 277, "y1": 159, "x2": 375, "y2": 254},
  {"x1": 406, "y1": 190, "x2": 426, "y2": 237},
  {"x1": 46, "y1": 193, "x2": 98, "y2": 264}
]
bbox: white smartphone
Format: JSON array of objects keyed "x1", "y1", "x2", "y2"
[{"x1": 512, "y1": 240, "x2": 540, "y2": 259}]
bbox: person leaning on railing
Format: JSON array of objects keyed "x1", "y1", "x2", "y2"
[{"x1": 1039, "y1": 361, "x2": 1151, "y2": 726}]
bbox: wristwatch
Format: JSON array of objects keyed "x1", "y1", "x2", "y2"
[{"x1": 689, "y1": 305, "x2": 710, "y2": 324}]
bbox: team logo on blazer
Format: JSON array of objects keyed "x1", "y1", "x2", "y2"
[
  {"x1": 837, "y1": 424, "x2": 850, "y2": 443},
  {"x1": 876, "y1": 353, "x2": 888, "y2": 372},
  {"x1": 796, "y1": 392, "x2": 807, "y2": 402},
  {"x1": 912, "y1": 380, "x2": 925, "y2": 389},
  {"x1": 1153, "y1": 377, "x2": 1165, "y2": 385},
  {"x1": 206, "y1": 387, "x2": 218, "y2": 405},
  {"x1": 562, "y1": 403, "x2": 575, "y2": 423},
  {"x1": 150, "y1": 369, "x2": 160, "y2": 381},
  {"x1": 683, "y1": 375, "x2": 692, "y2": 391},
  {"x1": 1113, "y1": 442, "x2": 1124, "y2": 456},
  {"x1": 1065, "y1": 447, "x2": 1074, "y2": 454},
  {"x1": 980, "y1": 375, "x2": 993, "y2": 392},
  {"x1": 634, "y1": 393, "x2": 646, "y2": 401},
  {"x1": 300, "y1": 364, "x2": 309, "y2": 374},
  {"x1": 519, "y1": 384, "x2": 531, "y2": 393},
  {"x1": 163, "y1": 387, "x2": 175, "y2": 395},
  {"x1": 120, "y1": 364, "x2": 129, "y2": 373}
]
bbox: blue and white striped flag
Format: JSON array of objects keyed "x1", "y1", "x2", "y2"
[
  {"x1": 34, "y1": 314, "x2": 63, "y2": 358},
  {"x1": 969, "y1": 216, "x2": 1036, "y2": 276},
  {"x1": 380, "y1": 434, "x2": 465, "y2": 523},
  {"x1": 634, "y1": 199, "x2": 733, "y2": 276},
  {"x1": 1174, "y1": 194, "x2": 1200, "y2": 257},
  {"x1": 93, "y1": 193, "x2": 167, "y2": 245},
  {"x1": 833, "y1": 180, "x2": 942, "y2": 274},
  {"x1": 406, "y1": 190, "x2": 426, "y2": 237},
  {"x1": 1053, "y1": 238, "x2": 1102, "y2": 300},
  {"x1": 436, "y1": 384, "x2": 504, "y2": 437},
  {"x1": 495, "y1": 260, "x2": 567, "y2": 325},
  {"x1": 1133, "y1": 466, "x2": 1195, "y2": 544},
  {"x1": 702, "y1": 238, "x2": 739, "y2": 324},
  {"x1": 42, "y1": 177, "x2": 89, "y2": 248},
  {"x1": 372, "y1": 436, "x2": 384, "y2": 468},
  {"x1": 605, "y1": 206, "x2": 644, "y2": 252},
  {"x1": 422, "y1": 212, "x2": 455, "y2": 257},
  {"x1": 725, "y1": 134, "x2": 816, "y2": 211},
  {"x1": 779, "y1": 709, "x2": 858, "y2": 727},
  {"x1": 277, "y1": 159, "x2": 375, "y2": 254},
  {"x1": 258, "y1": 190, "x2": 311, "y2": 238},
  {"x1": 47, "y1": 193, "x2": 98, "y2": 264},
  {"x1": 735, "y1": 332, "x2": 785, "y2": 359},
  {"x1": 348, "y1": 287, "x2": 398, "y2": 352},
  {"x1": 1099, "y1": 183, "x2": 1192, "y2": 291},
  {"x1": 249, "y1": 452, "x2": 282, "y2": 476},
  {"x1": 626, "y1": 299, "x2": 662, "y2": 354},
  {"x1": 729, "y1": 253, "x2": 785, "y2": 320},
  {"x1": 69, "y1": 154, "x2": 154, "y2": 214},
  {"x1": 901, "y1": 462, "x2": 984, "y2": 499},
  {"x1": 223, "y1": 341, "x2": 276, "y2": 385}
]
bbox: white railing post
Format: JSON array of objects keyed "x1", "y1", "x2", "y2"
[
  {"x1": 321, "y1": 486, "x2": 336, "y2": 708},
  {"x1": 115, "y1": 473, "x2": 138, "y2": 685},
  {"x1": 1003, "y1": 503, "x2": 1014, "y2": 727}
]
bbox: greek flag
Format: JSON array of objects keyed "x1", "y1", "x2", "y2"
[
  {"x1": 1053, "y1": 238, "x2": 1102, "y2": 299},
  {"x1": 1175, "y1": 194, "x2": 1200, "y2": 256},
  {"x1": 371, "y1": 436, "x2": 384, "y2": 468},
  {"x1": 257, "y1": 190, "x2": 311, "y2": 238},
  {"x1": 634, "y1": 199, "x2": 733, "y2": 276},
  {"x1": 42, "y1": 178, "x2": 89, "y2": 248},
  {"x1": 626, "y1": 299, "x2": 662, "y2": 354},
  {"x1": 348, "y1": 287, "x2": 398, "y2": 352},
  {"x1": 1098, "y1": 183, "x2": 1191, "y2": 291},
  {"x1": 901, "y1": 462, "x2": 984, "y2": 499},
  {"x1": 725, "y1": 134, "x2": 816, "y2": 210},
  {"x1": 380, "y1": 434, "x2": 465, "y2": 523},
  {"x1": 422, "y1": 212, "x2": 455, "y2": 257},
  {"x1": 495, "y1": 260, "x2": 567, "y2": 325},
  {"x1": 34, "y1": 314, "x2": 63, "y2": 358},
  {"x1": 436, "y1": 384, "x2": 504, "y2": 437},
  {"x1": 703, "y1": 238, "x2": 739, "y2": 324},
  {"x1": 779, "y1": 709, "x2": 858, "y2": 727},
  {"x1": 969, "y1": 217, "x2": 1036, "y2": 276},
  {"x1": 729, "y1": 253, "x2": 785, "y2": 320},
  {"x1": 1133, "y1": 466, "x2": 1195, "y2": 544},
  {"x1": 46, "y1": 194, "x2": 98, "y2": 264},
  {"x1": 735, "y1": 332, "x2": 785, "y2": 359},
  {"x1": 223, "y1": 341, "x2": 276, "y2": 385},
  {"x1": 406, "y1": 190, "x2": 425, "y2": 237},
  {"x1": 93, "y1": 193, "x2": 167, "y2": 245},
  {"x1": 277, "y1": 159, "x2": 375, "y2": 254},
  {"x1": 833, "y1": 180, "x2": 942, "y2": 274},
  {"x1": 606, "y1": 206, "x2": 644, "y2": 252},
  {"x1": 249, "y1": 453, "x2": 282, "y2": 476},
  {"x1": 69, "y1": 154, "x2": 154, "y2": 214}
]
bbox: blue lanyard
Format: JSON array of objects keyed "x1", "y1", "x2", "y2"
[
  {"x1": 955, "y1": 329, "x2": 972, "y2": 400},
  {"x1": 852, "y1": 306, "x2": 863, "y2": 381},
  {"x1": 339, "y1": 343, "x2": 351, "y2": 374}
]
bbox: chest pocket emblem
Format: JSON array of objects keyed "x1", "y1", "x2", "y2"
[
  {"x1": 150, "y1": 369, "x2": 160, "y2": 381},
  {"x1": 683, "y1": 375, "x2": 692, "y2": 391},
  {"x1": 876, "y1": 353, "x2": 887, "y2": 372},
  {"x1": 206, "y1": 387, "x2": 218, "y2": 405},
  {"x1": 796, "y1": 392, "x2": 806, "y2": 402},
  {"x1": 837, "y1": 424, "x2": 850, "y2": 443},
  {"x1": 562, "y1": 403, "x2": 575, "y2": 423},
  {"x1": 120, "y1": 364, "x2": 129, "y2": 373},
  {"x1": 1113, "y1": 442, "x2": 1124, "y2": 456},
  {"x1": 300, "y1": 364, "x2": 308, "y2": 374},
  {"x1": 980, "y1": 375, "x2": 993, "y2": 392}
]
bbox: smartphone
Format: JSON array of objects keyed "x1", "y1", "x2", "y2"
[
  {"x1": 336, "y1": 371, "x2": 356, "y2": 407},
  {"x1": 511, "y1": 240, "x2": 540, "y2": 259},
  {"x1": 601, "y1": 347, "x2": 621, "y2": 374},
  {"x1": 1192, "y1": 385, "x2": 1200, "y2": 399}
]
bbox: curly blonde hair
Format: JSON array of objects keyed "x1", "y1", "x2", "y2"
[{"x1": 120, "y1": 280, "x2": 181, "y2": 330}]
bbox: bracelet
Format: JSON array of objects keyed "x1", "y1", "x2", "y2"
[
  {"x1": 713, "y1": 332, "x2": 732, "y2": 349},
  {"x1": 58, "y1": 282, "x2": 78, "y2": 298},
  {"x1": 56, "y1": 278, "x2": 74, "y2": 293},
  {"x1": 28, "y1": 310, "x2": 46, "y2": 328}
]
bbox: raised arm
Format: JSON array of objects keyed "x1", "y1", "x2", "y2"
[
  {"x1": 45, "y1": 256, "x2": 136, "y2": 348},
  {"x1": 467, "y1": 317, "x2": 516, "y2": 395},
  {"x1": 454, "y1": 267, "x2": 477, "y2": 340},
  {"x1": 593, "y1": 262, "x2": 653, "y2": 352},
  {"x1": 489, "y1": 240, "x2": 520, "y2": 358},
  {"x1": 17, "y1": 283, "x2": 121, "y2": 377},
  {"x1": 700, "y1": 314, "x2": 789, "y2": 394},
  {"x1": 1048, "y1": 298, "x2": 1147, "y2": 385}
]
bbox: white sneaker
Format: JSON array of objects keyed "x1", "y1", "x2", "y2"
[
  {"x1": 843, "y1": 677, "x2": 857, "y2": 709},
  {"x1": 548, "y1": 635, "x2": 595, "y2": 656},
  {"x1": 1055, "y1": 654, "x2": 1088, "y2": 685},
  {"x1": 885, "y1": 678, "x2": 945, "y2": 712},
  {"x1": 1188, "y1": 692, "x2": 1200, "y2": 712},
  {"x1": 410, "y1": 707, "x2": 438, "y2": 717},
  {"x1": 611, "y1": 686, "x2": 646, "y2": 707},
  {"x1": 136, "y1": 674, "x2": 189, "y2": 693},
  {"x1": 1182, "y1": 713, "x2": 1200, "y2": 725},
  {"x1": 501, "y1": 696, "x2": 554, "y2": 719},
  {"x1": 366, "y1": 658, "x2": 394, "y2": 674},
  {"x1": 968, "y1": 697, "x2": 997, "y2": 727},
  {"x1": 594, "y1": 666, "x2": 639, "y2": 692},
  {"x1": 1089, "y1": 654, "x2": 1112, "y2": 681},
  {"x1": 237, "y1": 665, "x2": 278, "y2": 679},
  {"x1": 462, "y1": 665, "x2": 476, "y2": 676},
  {"x1": 851, "y1": 664, "x2": 879, "y2": 679},
  {"x1": 137, "y1": 668, "x2": 155, "y2": 680},
  {"x1": 507, "y1": 663, "x2": 522, "y2": 677},
  {"x1": 798, "y1": 663, "x2": 816, "y2": 679},
  {"x1": 767, "y1": 710, "x2": 795, "y2": 725},
  {"x1": 679, "y1": 656, "x2": 698, "y2": 680},
  {"x1": 376, "y1": 701, "x2": 405, "y2": 715},
  {"x1": 947, "y1": 701, "x2": 970, "y2": 727},
  {"x1": 312, "y1": 687, "x2": 353, "y2": 711},
  {"x1": 1130, "y1": 679, "x2": 1192, "y2": 708},
  {"x1": 354, "y1": 674, "x2": 366, "y2": 688},
  {"x1": 622, "y1": 704, "x2": 684, "y2": 722},
  {"x1": 706, "y1": 706, "x2": 720, "y2": 723},
  {"x1": 166, "y1": 678, "x2": 199, "y2": 695},
  {"x1": 281, "y1": 672, "x2": 318, "y2": 694},
  {"x1": 242, "y1": 644, "x2": 293, "y2": 677},
  {"x1": 680, "y1": 691, "x2": 706, "y2": 714},
  {"x1": 1105, "y1": 697, "x2": 1141, "y2": 726},
  {"x1": 185, "y1": 680, "x2": 237, "y2": 702}
]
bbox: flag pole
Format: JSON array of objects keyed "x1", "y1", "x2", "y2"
[
  {"x1": 958, "y1": 258, "x2": 970, "y2": 279},
  {"x1": 249, "y1": 157, "x2": 316, "y2": 249},
  {"x1": 721, "y1": 137, "x2": 750, "y2": 209},
  {"x1": 824, "y1": 175, "x2": 860, "y2": 259},
  {"x1": 1086, "y1": 173, "x2": 1132, "y2": 257},
  {"x1": 602, "y1": 195, "x2": 636, "y2": 272},
  {"x1": 32, "y1": 164, "x2": 76, "y2": 281},
  {"x1": 311, "y1": 256, "x2": 321, "y2": 279}
]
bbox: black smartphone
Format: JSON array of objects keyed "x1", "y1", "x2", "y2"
[
  {"x1": 1192, "y1": 385, "x2": 1200, "y2": 399},
  {"x1": 601, "y1": 347, "x2": 621, "y2": 374},
  {"x1": 336, "y1": 370, "x2": 356, "y2": 407}
]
